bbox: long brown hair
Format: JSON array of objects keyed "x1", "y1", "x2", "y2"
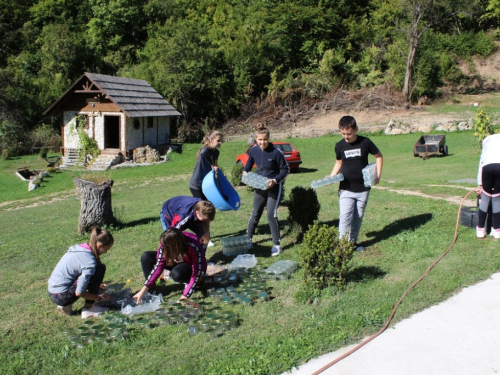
[
  {"x1": 160, "y1": 228, "x2": 187, "y2": 263},
  {"x1": 196, "y1": 130, "x2": 222, "y2": 158},
  {"x1": 88, "y1": 227, "x2": 114, "y2": 263}
]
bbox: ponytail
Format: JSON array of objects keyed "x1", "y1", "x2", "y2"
[{"x1": 88, "y1": 227, "x2": 114, "y2": 263}]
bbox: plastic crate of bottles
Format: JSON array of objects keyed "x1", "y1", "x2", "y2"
[
  {"x1": 264, "y1": 260, "x2": 297, "y2": 280},
  {"x1": 221, "y1": 235, "x2": 250, "y2": 256},
  {"x1": 362, "y1": 163, "x2": 377, "y2": 187},
  {"x1": 241, "y1": 172, "x2": 268, "y2": 190},
  {"x1": 311, "y1": 173, "x2": 344, "y2": 189}
]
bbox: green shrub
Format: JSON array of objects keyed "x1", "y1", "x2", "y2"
[
  {"x1": 473, "y1": 109, "x2": 497, "y2": 147},
  {"x1": 2, "y1": 149, "x2": 9, "y2": 159},
  {"x1": 287, "y1": 186, "x2": 320, "y2": 236},
  {"x1": 300, "y1": 222, "x2": 355, "y2": 290},
  {"x1": 39, "y1": 147, "x2": 48, "y2": 159},
  {"x1": 0, "y1": 120, "x2": 26, "y2": 156},
  {"x1": 231, "y1": 163, "x2": 243, "y2": 186},
  {"x1": 439, "y1": 53, "x2": 464, "y2": 85},
  {"x1": 73, "y1": 115, "x2": 100, "y2": 165}
]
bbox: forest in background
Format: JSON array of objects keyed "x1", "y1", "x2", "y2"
[{"x1": 1, "y1": 0, "x2": 500, "y2": 154}]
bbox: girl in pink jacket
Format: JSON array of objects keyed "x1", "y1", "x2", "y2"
[{"x1": 133, "y1": 228, "x2": 207, "y2": 303}]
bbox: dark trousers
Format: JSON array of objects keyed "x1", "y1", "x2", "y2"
[
  {"x1": 479, "y1": 163, "x2": 500, "y2": 229},
  {"x1": 247, "y1": 183, "x2": 282, "y2": 246},
  {"x1": 49, "y1": 263, "x2": 106, "y2": 306},
  {"x1": 141, "y1": 251, "x2": 191, "y2": 284},
  {"x1": 190, "y1": 187, "x2": 207, "y2": 201}
]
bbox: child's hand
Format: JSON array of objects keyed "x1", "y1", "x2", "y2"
[
  {"x1": 132, "y1": 287, "x2": 147, "y2": 304},
  {"x1": 200, "y1": 233, "x2": 210, "y2": 245}
]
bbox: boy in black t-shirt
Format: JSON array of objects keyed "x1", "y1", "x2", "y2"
[{"x1": 329, "y1": 116, "x2": 383, "y2": 251}]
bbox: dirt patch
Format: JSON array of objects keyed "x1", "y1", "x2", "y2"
[
  {"x1": 373, "y1": 185, "x2": 476, "y2": 206},
  {"x1": 224, "y1": 51, "x2": 500, "y2": 138}
]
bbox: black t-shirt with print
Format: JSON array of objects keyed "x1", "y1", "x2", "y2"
[{"x1": 335, "y1": 135, "x2": 380, "y2": 192}]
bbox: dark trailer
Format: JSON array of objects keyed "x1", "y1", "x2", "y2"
[{"x1": 413, "y1": 134, "x2": 448, "y2": 159}]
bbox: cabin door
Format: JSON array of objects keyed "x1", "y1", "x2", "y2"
[{"x1": 104, "y1": 115, "x2": 120, "y2": 149}]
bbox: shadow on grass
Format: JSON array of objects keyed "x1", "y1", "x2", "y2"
[
  {"x1": 155, "y1": 283, "x2": 186, "y2": 298},
  {"x1": 363, "y1": 213, "x2": 433, "y2": 247},
  {"x1": 119, "y1": 216, "x2": 159, "y2": 229},
  {"x1": 347, "y1": 265, "x2": 386, "y2": 283},
  {"x1": 294, "y1": 167, "x2": 318, "y2": 174}
]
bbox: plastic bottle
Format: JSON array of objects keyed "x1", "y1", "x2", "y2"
[
  {"x1": 362, "y1": 163, "x2": 377, "y2": 187},
  {"x1": 242, "y1": 172, "x2": 269, "y2": 190},
  {"x1": 311, "y1": 173, "x2": 344, "y2": 189},
  {"x1": 222, "y1": 235, "x2": 250, "y2": 256}
]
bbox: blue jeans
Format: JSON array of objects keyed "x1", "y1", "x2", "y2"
[{"x1": 160, "y1": 213, "x2": 169, "y2": 231}]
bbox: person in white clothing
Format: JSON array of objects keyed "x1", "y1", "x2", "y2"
[{"x1": 476, "y1": 134, "x2": 500, "y2": 239}]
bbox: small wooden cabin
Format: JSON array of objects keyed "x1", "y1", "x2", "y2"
[{"x1": 43, "y1": 73, "x2": 181, "y2": 163}]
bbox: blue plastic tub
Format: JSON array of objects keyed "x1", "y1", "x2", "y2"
[{"x1": 202, "y1": 170, "x2": 241, "y2": 211}]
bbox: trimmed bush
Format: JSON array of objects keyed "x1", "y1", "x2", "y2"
[
  {"x1": 39, "y1": 147, "x2": 48, "y2": 159},
  {"x1": 2, "y1": 149, "x2": 9, "y2": 159},
  {"x1": 300, "y1": 222, "x2": 355, "y2": 290},
  {"x1": 231, "y1": 163, "x2": 243, "y2": 186},
  {"x1": 287, "y1": 186, "x2": 320, "y2": 235}
]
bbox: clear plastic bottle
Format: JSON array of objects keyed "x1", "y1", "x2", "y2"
[
  {"x1": 311, "y1": 173, "x2": 344, "y2": 189},
  {"x1": 242, "y1": 172, "x2": 269, "y2": 190},
  {"x1": 362, "y1": 163, "x2": 377, "y2": 187}
]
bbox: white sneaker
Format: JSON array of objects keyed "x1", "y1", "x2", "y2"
[
  {"x1": 57, "y1": 304, "x2": 73, "y2": 316},
  {"x1": 491, "y1": 228, "x2": 500, "y2": 239},
  {"x1": 207, "y1": 241, "x2": 214, "y2": 247},
  {"x1": 271, "y1": 245, "x2": 283, "y2": 257},
  {"x1": 81, "y1": 305, "x2": 109, "y2": 319},
  {"x1": 476, "y1": 226, "x2": 487, "y2": 239},
  {"x1": 161, "y1": 269, "x2": 171, "y2": 281}
]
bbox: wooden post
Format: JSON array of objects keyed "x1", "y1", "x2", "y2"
[{"x1": 74, "y1": 178, "x2": 116, "y2": 234}]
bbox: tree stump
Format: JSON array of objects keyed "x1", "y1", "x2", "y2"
[{"x1": 74, "y1": 178, "x2": 116, "y2": 234}]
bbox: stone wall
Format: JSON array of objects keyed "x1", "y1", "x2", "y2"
[{"x1": 384, "y1": 119, "x2": 473, "y2": 135}]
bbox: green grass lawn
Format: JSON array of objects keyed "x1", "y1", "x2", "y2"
[{"x1": 1, "y1": 130, "x2": 498, "y2": 375}]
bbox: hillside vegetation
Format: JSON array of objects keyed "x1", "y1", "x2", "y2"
[{"x1": 1, "y1": 0, "x2": 500, "y2": 154}]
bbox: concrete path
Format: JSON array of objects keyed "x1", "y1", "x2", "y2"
[{"x1": 287, "y1": 273, "x2": 500, "y2": 375}]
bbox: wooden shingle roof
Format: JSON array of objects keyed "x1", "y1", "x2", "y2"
[{"x1": 44, "y1": 72, "x2": 181, "y2": 118}]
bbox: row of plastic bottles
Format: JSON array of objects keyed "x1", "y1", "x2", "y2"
[
  {"x1": 362, "y1": 163, "x2": 377, "y2": 187},
  {"x1": 264, "y1": 260, "x2": 297, "y2": 279},
  {"x1": 311, "y1": 173, "x2": 344, "y2": 189},
  {"x1": 241, "y1": 172, "x2": 269, "y2": 190},
  {"x1": 221, "y1": 235, "x2": 250, "y2": 256}
]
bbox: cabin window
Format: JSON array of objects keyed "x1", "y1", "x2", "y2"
[
  {"x1": 133, "y1": 119, "x2": 141, "y2": 130},
  {"x1": 147, "y1": 117, "x2": 154, "y2": 128}
]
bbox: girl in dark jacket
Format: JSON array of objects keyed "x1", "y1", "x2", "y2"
[{"x1": 243, "y1": 124, "x2": 290, "y2": 256}]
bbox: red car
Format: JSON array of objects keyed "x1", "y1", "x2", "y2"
[{"x1": 235, "y1": 141, "x2": 302, "y2": 171}]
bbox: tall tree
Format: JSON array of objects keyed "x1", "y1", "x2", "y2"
[{"x1": 401, "y1": 0, "x2": 435, "y2": 101}]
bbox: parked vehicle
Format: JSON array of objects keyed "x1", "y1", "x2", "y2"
[
  {"x1": 235, "y1": 141, "x2": 302, "y2": 171},
  {"x1": 413, "y1": 134, "x2": 448, "y2": 159}
]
